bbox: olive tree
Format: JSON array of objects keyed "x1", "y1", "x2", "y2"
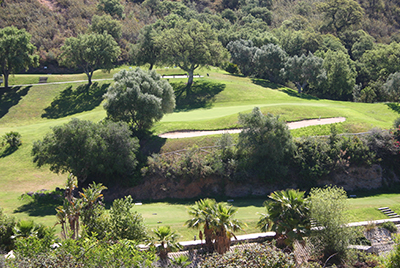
[
  {"x1": 59, "y1": 33, "x2": 120, "y2": 85},
  {"x1": 383, "y1": 72, "x2": 400, "y2": 102},
  {"x1": 32, "y1": 119, "x2": 139, "y2": 187},
  {"x1": 103, "y1": 68, "x2": 175, "y2": 133},
  {"x1": 237, "y1": 107, "x2": 296, "y2": 181},
  {"x1": 284, "y1": 52, "x2": 326, "y2": 94},
  {"x1": 157, "y1": 19, "x2": 229, "y2": 89},
  {"x1": 0, "y1": 26, "x2": 39, "y2": 89}
]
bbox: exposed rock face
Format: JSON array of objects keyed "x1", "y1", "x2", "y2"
[
  {"x1": 104, "y1": 164, "x2": 397, "y2": 201},
  {"x1": 319, "y1": 164, "x2": 398, "y2": 191}
]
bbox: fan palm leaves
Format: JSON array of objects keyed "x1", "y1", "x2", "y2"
[
  {"x1": 152, "y1": 226, "x2": 182, "y2": 260},
  {"x1": 257, "y1": 189, "x2": 310, "y2": 247},
  {"x1": 185, "y1": 198, "x2": 216, "y2": 252},
  {"x1": 185, "y1": 198, "x2": 243, "y2": 254}
]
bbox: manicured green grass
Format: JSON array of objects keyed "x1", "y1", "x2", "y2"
[{"x1": 1, "y1": 66, "x2": 400, "y2": 241}]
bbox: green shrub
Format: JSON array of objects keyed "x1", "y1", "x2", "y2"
[
  {"x1": 224, "y1": 62, "x2": 239, "y2": 74},
  {"x1": 0, "y1": 208, "x2": 16, "y2": 252},
  {"x1": 1, "y1": 131, "x2": 21, "y2": 148},
  {"x1": 394, "y1": 117, "x2": 400, "y2": 129},
  {"x1": 109, "y1": 195, "x2": 148, "y2": 241},
  {"x1": 199, "y1": 243, "x2": 296, "y2": 267},
  {"x1": 381, "y1": 221, "x2": 398, "y2": 233},
  {"x1": 8, "y1": 237, "x2": 157, "y2": 267}
]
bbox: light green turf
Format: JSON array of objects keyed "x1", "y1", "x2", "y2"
[{"x1": 1, "y1": 67, "x2": 400, "y2": 241}]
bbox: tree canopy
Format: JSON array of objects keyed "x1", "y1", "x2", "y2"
[
  {"x1": 237, "y1": 107, "x2": 296, "y2": 181},
  {"x1": 32, "y1": 118, "x2": 139, "y2": 187},
  {"x1": 103, "y1": 68, "x2": 175, "y2": 133},
  {"x1": 0, "y1": 26, "x2": 38, "y2": 89},
  {"x1": 157, "y1": 19, "x2": 229, "y2": 89},
  {"x1": 284, "y1": 52, "x2": 326, "y2": 93},
  {"x1": 59, "y1": 33, "x2": 120, "y2": 85},
  {"x1": 130, "y1": 25, "x2": 162, "y2": 70}
]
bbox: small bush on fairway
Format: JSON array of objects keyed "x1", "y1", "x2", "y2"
[{"x1": 1, "y1": 131, "x2": 21, "y2": 148}]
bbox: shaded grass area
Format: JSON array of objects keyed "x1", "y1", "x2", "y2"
[
  {"x1": 171, "y1": 81, "x2": 226, "y2": 111},
  {"x1": 0, "y1": 86, "x2": 31, "y2": 119},
  {"x1": 42, "y1": 82, "x2": 110, "y2": 119}
]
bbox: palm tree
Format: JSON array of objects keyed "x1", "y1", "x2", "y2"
[
  {"x1": 185, "y1": 198, "x2": 217, "y2": 253},
  {"x1": 153, "y1": 226, "x2": 182, "y2": 261},
  {"x1": 186, "y1": 199, "x2": 244, "y2": 254},
  {"x1": 257, "y1": 189, "x2": 310, "y2": 248},
  {"x1": 213, "y1": 202, "x2": 244, "y2": 254}
]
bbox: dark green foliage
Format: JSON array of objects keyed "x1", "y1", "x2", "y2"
[
  {"x1": 157, "y1": 18, "x2": 229, "y2": 88},
  {"x1": 381, "y1": 221, "x2": 398, "y2": 233},
  {"x1": 0, "y1": 26, "x2": 39, "y2": 88},
  {"x1": 130, "y1": 25, "x2": 162, "y2": 70},
  {"x1": 309, "y1": 186, "x2": 357, "y2": 263},
  {"x1": 59, "y1": 33, "x2": 121, "y2": 85},
  {"x1": 383, "y1": 72, "x2": 400, "y2": 102},
  {"x1": 103, "y1": 68, "x2": 175, "y2": 133},
  {"x1": 89, "y1": 14, "x2": 122, "y2": 40},
  {"x1": 199, "y1": 243, "x2": 296, "y2": 267},
  {"x1": 146, "y1": 146, "x2": 214, "y2": 180},
  {"x1": 394, "y1": 117, "x2": 400, "y2": 129},
  {"x1": 42, "y1": 83, "x2": 109, "y2": 119},
  {"x1": 362, "y1": 128, "x2": 400, "y2": 165},
  {"x1": 32, "y1": 119, "x2": 139, "y2": 186},
  {"x1": 1, "y1": 131, "x2": 21, "y2": 148},
  {"x1": 253, "y1": 43, "x2": 287, "y2": 83},
  {"x1": 109, "y1": 196, "x2": 148, "y2": 241},
  {"x1": 318, "y1": 0, "x2": 364, "y2": 33},
  {"x1": 7, "y1": 236, "x2": 157, "y2": 267},
  {"x1": 0, "y1": 208, "x2": 16, "y2": 252},
  {"x1": 257, "y1": 189, "x2": 310, "y2": 247},
  {"x1": 284, "y1": 52, "x2": 326, "y2": 94},
  {"x1": 321, "y1": 49, "x2": 356, "y2": 100},
  {"x1": 226, "y1": 40, "x2": 258, "y2": 76},
  {"x1": 224, "y1": 62, "x2": 239, "y2": 74},
  {"x1": 237, "y1": 107, "x2": 296, "y2": 182},
  {"x1": 97, "y1": 0, "x2": 124, "y2": 18}
]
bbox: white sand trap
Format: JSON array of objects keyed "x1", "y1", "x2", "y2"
[{"x1": 159, "y1": 117, "x2": 346, "y2": 139}]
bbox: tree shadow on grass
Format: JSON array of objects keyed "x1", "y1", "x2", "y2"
[
  {"x1": 14, "y1": 191, "x2": 64, "y2": 217},
  {"x1": 386, "y1": 103, "x2": 400, "y2": 114},
  {"x1": 171, "y1": 81, "x2": 226, "y2": 111},
  {"x1": 281, "y1": 88, "x2": 320, "y2": 100},
  {"x1": 251, "y1": 78, "x2": 320, "y2": 100},
  {"x1": 0, "y1": 146, "x2": 19, "y2": 158},
  {"x1": 251, "y1": 78, "x2": 280, "y2": 90},
  {"x1": 41, "y1": 82, "x2": 110, "y2": 119},
  {"x1": 0, "y1": 86, "x2": 31, "y2": 119},
  {"x1": 140, "y1": 135, "x2": 167, "y2": 156}
]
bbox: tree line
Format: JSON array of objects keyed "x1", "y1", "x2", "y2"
[{"x1": 3, "y1": 0, "x2": 400, "y2": 101}]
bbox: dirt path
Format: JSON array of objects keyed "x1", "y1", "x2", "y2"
[{"x1": 159, "y1": 117, "x2": 346, "y2": 139}]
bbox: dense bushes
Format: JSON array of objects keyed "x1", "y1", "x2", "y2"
[
  {"x1": 32, "y1": 118, "x2": 140, "y2": 187},
  {"x1": 146, "y1": 113, "x2": 400, "y2": 187},
  {"x1": 0, "y1": 208, "x2": 16, "y2": 252},
  {"x1": 199, "y1": 243, "x2": 296, "y2": 268}
]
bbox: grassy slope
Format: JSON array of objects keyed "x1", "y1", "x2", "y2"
[{"x1": 0, "y1": 67, "x2": 399, "y2": 240}]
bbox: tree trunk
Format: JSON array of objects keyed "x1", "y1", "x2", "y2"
[
  {"x1": 204, "y1": 224, "x2": 214, "y2": 253},
  {"x1": 3, "y1": 71, "x2": 9, "y2": 89},
  {"x1": 149, "y1": 62, "x2": 154, "y2": 70},
  {"x1": 186, "y1": 69, "x2": 194, "y2": 89},
  {"x1": 87, "y1": 72, "x2": 92, "y2": 86},
  {"x1": 296, "y1": 83, "x2": 302, "y2": 94}
]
